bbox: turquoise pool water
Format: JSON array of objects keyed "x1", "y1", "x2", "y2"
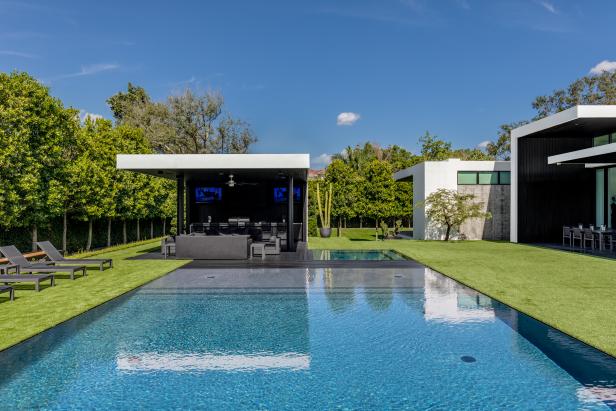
[
  {"x1": 1, "y1": 266, "x2": 615, "y2": 409},
  {"x1": 311, "y1": 249, "x2": 407, "y2": 260}
]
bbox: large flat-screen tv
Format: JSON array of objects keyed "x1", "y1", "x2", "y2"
[
  {"x1": 273, "y1": 187, "x2": 300, "y2": 203},
  {"x1": 195, "y1": 187, "x2": 222, "y2": 203}
]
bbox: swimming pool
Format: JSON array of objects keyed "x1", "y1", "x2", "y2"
[
  {"x1": 1, "y1": 266, "x2": 615, "y2": 409},
  {"x1": 311, "y1": 249, "x2": 407, "y2": 261}
]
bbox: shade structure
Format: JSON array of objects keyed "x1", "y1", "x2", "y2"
[{"x1": 116, "y1": 154, "x2": 310, "y2": 253}]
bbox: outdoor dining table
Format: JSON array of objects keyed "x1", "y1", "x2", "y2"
[{"x1": 590, "y1": 229, "x2": 615, "y2": 251}]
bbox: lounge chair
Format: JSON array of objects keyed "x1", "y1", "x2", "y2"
[
  {"x1": 36, "y1": 241, "x2": 112, "y2": 271},
  {"x1": 0, "y1": 274, "x2": 54, "y2": 292},
  {"x1": 0, "y1": 285, "x2": 14, "y2": 300},
  {"x1": 0, "y1": 245, "x2": 86, "y2": 280}
]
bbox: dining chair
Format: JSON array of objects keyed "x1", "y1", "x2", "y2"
[
  {"x1": 562, "y1": 226, "x2": 572, "y2": 247},
  {"x1": 582, "y1": 228, "x2": 596, "y2": 250},
  {"x1": 571, "y1": 227, "x2": 583, "y2": 248}
]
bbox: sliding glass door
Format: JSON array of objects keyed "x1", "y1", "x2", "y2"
[{"x1": 596, "y1": 167, "x2": 616, "y2": 228}]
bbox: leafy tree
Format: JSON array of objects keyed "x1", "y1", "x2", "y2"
[
  {"x1": 382, "y1": 144, "x2": 421, "y2": 172},
  {"x1": 0, "y1": 71, "x2": 79, "y2": 249},
  {"x1": 532, "y1": 71, "x2": 616, "y2": 119},
  {"x1": 109, "y1": 125, "x2": 153, "y2": 243},
  {"x1": 450, "y1": 147, "x2": 494, "y2": 161},
  {"x1": 107, "y1": 82, "x2": 150, "y2": 123},
  {"x1": 69, "y1": 119, "x2": 117, "y2": 250},
  {"x1": 485, "y1": 121, "x2": 528, "y2": 161},
  {"x1": 419, "y1": 131, "x2": 452, "y2": 161},
  {"x1": 422, "y1": 188, "x2": 491, "y2": 241},
  {"x1": 362, "y1": 160, "x2": 396, "y2": 239},
  {"x1": 485, "y1": 71, "x2": 616, "y2": 160},
  {"x1": 108, "y1": 86, "x2": 257, "y2": 154},
  {"x1": 325, "y1": 160, "x2": 360, "y2": 234}
]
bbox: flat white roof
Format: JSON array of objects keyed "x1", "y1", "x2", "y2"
[
  {"x1": 117, "y1": 154, "x2": 310, "y2": 171},
  {"x1": 511, "y1": 105, "x2": 616, "y2": 139},
  {"x1": 393, "y1": 159, "x2": 510, "y2": 181}
]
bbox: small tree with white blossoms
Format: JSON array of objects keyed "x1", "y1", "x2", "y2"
[{"x1": 422, "y1": 189, "x2": 491, "y2": 241}]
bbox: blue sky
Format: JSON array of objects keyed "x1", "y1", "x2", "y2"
[{"x1": 2, "y1": 0, "x2": 616, "y2": 168}]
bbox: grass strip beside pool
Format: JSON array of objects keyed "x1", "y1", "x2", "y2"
[
  {"x1": 0, "y1": 240, "x2": 187, "y2": 352},
  {"x1": 310, "y1": 233, "x2": 616, "y2": 358}
]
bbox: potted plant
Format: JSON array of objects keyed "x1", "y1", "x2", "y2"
[{"x1": 316, "y1": 182, "x2": 333, "y2": 238}]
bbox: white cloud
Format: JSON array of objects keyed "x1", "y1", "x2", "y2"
[
  {"x1": 590, "y1": 60, "x2": 616, "y2": 75},
  {"x1": 0, "y1": 50, "x2": 37, "y2": 58},
  {"x1": 311, "y1": 153, "x2": 332, "y2": 169},
  {"x1": 336, "y1": 112, "x2": 361, "y2": 126},
  {"x1": 478, "y1": 140, "x2": 491, "y2": 149},
  {"x1": 538, "y1": 1, "x2": 557, "y2": 14},
  {"x1": 57, "y1": 63, "x2": 120, "y2": 80},
  {"x1": 79, "y1": 110, "x2": 103, "y2": 123}
]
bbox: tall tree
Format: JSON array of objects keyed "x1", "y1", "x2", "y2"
[
  {"x1": 485, "y1": 121, "x2": 528, "y2": 161},
  {"x1": 485, "y1": 71, "x2": 616, "y2": 160},
  {"x1": 108, "y1": 86, "x2": 257, "y2": 154},
  {"x1": 532, "y1": 71, "x2": 616, "y2": 119},
  {"x1": 362, "y1": 160, "x2": 396, "y2": 233},
  {"x1": 107, "y1": 82, "x2": 150, "y2": 123},
  {"x1": 325, "y1": 159, "x2": 360, "y2": 233},
  {"x1": 418, "y1": 131, "x2": 452, "y2": 161},
  {"x1": 0, "y1": 71, "x2": 79, "y2": 249}
]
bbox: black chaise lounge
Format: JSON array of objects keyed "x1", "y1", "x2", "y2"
[
  {"x1": 0, "y1": 245, "x2": 86, "y2": 280},
  {"x1": 36, "y1": 241, "x2": 113, "y2": 271},
  {"x1": 0, "y1": 274, "x2": 54, "y2": 292},
  {"x1": 0, "y1": 285, "x2": 14, "y2": 300}
]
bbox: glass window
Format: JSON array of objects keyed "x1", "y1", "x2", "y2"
[
  {"x1": 609, "y1": 168, "x2": 616, "y2": 229},
  {"x1": 478, "y1": 172, "x2": 498, "y2": 185},
  {"x1": 593, "y1": 135, "x2": 610, "y2": 146},
  {"x1": 499, "y1": 171, "x2": 511, "y2": 185},
  {"x1": 457, "y1": 172, "x2": 477, "y2": 185}
]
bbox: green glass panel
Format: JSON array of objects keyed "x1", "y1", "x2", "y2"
[
  {"x1": 499, "y1": 171, "x2": 511, "y2": 185},
  {"x1": 593, "y1": 135, "x2": 610, "y2": 146},
  {"x1": 478, "y1": 172, "x2": 498, "y2": 185},
  {"x1": 457, "y1": 172, "x2": 477, "y2": 185}
]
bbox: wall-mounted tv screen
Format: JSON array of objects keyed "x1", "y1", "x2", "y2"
[
  {"x1": 195, "y1": 187, "x2": 222, "y2": 203},
  {"x1": 273, "y1": 187, "x2": 301, "y2": 203}
]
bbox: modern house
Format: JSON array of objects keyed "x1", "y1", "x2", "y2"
[
  {"x1": 117, "y1": 154, "x2": 310, "y2": 258},
  {"x1": 394, "y1": 159, "x2": 511, "y2": 240},
  {"x1": 510, "y1": 105, "x2": 616, "y2": 243}
]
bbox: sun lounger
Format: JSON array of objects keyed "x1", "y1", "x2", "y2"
[
  {"x1": 36, "y1": 241, "x2": 112, "y2": 271},
  {"x1": 0, "y1": 285, "x2": 14, "y2": 300},
  {"x1": 0, "y1": 245, "x2": 86, "y2": 280},
  {"x1": 0, "y1": 274, "x2": 54, "y2": 292}
]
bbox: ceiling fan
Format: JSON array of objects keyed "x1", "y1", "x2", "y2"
[{"x1": 225, "y1": 174, "x2": 257, "y2": 188}]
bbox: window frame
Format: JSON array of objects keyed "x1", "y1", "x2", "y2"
[{"x1": 457, "y1": 171, "x2": 510, "y2": 185}]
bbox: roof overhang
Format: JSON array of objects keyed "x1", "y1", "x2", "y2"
[
  {"x1": 117, "y1": 154, "x2": 310, "y2": 180},
  {"x1": 511, "y1": 105, "x2": 616, "y2": 140},
  {"x1": 547, "y1": 143, "x2": 616, "y2": 165}
]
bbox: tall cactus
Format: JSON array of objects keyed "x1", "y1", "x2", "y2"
[{"x1": 316, "y1": 182, "x2": 333, "y2": 228}]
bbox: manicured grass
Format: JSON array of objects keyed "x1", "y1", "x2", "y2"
[
  {"x1": 322, "y1": 227, "x2": 412, "y2": 241},
  {"x1": 0, "y1": 240, "x2": 187, "y2": 352},
  {"x1": 310, "y1": 235, "x2": 616, "y2": 357}
]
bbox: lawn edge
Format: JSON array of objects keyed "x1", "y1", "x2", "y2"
[{"x1": 0, "y1": 244, "x2": 188, "y2": 354}]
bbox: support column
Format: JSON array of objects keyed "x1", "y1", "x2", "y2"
[
  {"x1": 287, "y1": 176, "x2": 295, "y2": 252},
  {"x1": 185, "y1": 179, "x2": 190, "y2": 233},
  {"x1": 177, "y1": 174, "x2": 184, "y2": 235}
]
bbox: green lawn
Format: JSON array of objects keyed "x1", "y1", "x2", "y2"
[
  {"x1": 310, "y1": 235, "x2": 616, "y2": 357},
  {"x1": 0, "y1": 239, "x2": 187, "y2": 352}
]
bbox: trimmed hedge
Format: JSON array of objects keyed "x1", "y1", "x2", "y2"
[{"x1": 0, "y1": 217, "x2": 171, "y2": 253}]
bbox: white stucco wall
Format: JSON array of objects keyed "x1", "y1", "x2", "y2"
[{"x1": 394, "y1": 159, "x2": 510, "y2": 240}]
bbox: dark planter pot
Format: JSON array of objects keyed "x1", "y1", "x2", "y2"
[{"x1": 320, "y1": 227, "x2": 332, "y2": 238}]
